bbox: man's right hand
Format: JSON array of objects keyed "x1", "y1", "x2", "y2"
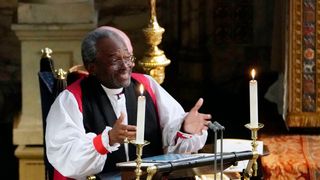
[{"x1": 108, "y1": 112, "x2": 136, "y2": 145}]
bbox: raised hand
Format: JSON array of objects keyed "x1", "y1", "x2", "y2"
[
  {"x1": 108, "y1": 112, "x2": 136, "y2": 145},
  {"x1": 182, "y1": 98, "x2": 212, "y2": 134}
]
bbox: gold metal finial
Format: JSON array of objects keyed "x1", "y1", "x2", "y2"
[
  {"x1": 149, "y1": 0, "x2": 158, "y2": 28},
  {"x1": 139, "y1": 0, "x2": 171, "y2": 84},
  {"x1": 41, "y1": 47, "x2": 53, "y2": 58},
  {"x1": 146, "y1": 166, "x2": 157, "y2": 180},
  {"x1": 55, "y1": 68, "x2": 67, "y2": 80},
  {"x1": 86, "y1": 175, "x2": 96, "y2": 180}
]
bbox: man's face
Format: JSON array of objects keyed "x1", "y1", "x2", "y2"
[{"x1": 90, "y1": 37, "x2": 135, "y2": 88}]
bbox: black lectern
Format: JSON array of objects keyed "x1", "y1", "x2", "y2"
[{"x1": 116, "y1": 151, "x2": 253, "y2": 180}]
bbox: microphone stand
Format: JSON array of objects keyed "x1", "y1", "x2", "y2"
[
  {"x1": 214, "y1": 121, "x2": 225, "y2": 180},
  {"x1": 208, "y1": 121, "x2": 225, "y2": 180}
]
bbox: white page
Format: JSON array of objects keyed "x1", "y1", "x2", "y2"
[
  {"x1": 215, "y1": 138, "x2": 263, "y2": 172},
  {"x1": 216, "y1": 138, "x2": 263, "y2": 155}
]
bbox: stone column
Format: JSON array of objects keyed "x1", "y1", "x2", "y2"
[{"x1": 12, "y1": 1, "x2": 96, "y2": 179}]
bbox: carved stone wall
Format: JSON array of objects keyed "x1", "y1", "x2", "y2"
[
  {"x1": 12, "y1": 1, "x2": 97, "y2": 179},
  {"x1": 0, "y1": 1, "x2": 21, "y2": 179}
]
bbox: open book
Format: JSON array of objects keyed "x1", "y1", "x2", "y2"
[{"x1": 216, "y1": 138, "x2": 263, "y2": 172}]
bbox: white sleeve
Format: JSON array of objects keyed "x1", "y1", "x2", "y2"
[
  {"x1": 45, "y1": 90, "x2": 107, "y2": 179},
  {"x1": 145, "y1": 75, "x2": 207, "y2": 153}
]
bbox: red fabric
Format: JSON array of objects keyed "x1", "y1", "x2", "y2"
[
  {"x1": 66, "y1": 78, "x2": 84, "y2": 112},
  {"x1": 93, "y1": 134, "x2": 109, "y2": 155},
  {"x1": 67, "y1": 70, "x2": 88, "y2": 85},
  {"x1": 261, "y1": 135, "x2": 320, "y2": 180},
  {"x1": 175, "y1": 131, "x2": 192, "y2": 143},
  {"x1": 131, "y1": 73, "x2": 157, "y2": 109},
  {"x1": 176, "y1": 132, "x2": 191, "y2": 139},
  {"x1": 54, "y1": 169, "x2": 73, "y2": 180},
  {"x1": 67, "y1": 73, "x2": 157, "y2": 113},
  {"x1": 131, "y1": 73, "x2": 159, "y2": 126}
]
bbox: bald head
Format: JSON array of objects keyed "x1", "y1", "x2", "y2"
[{"x1": 81, "y1": 26, "x2": 133, "y2": 67}]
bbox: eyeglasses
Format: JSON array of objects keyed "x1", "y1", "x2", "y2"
[
  {"x1": 109, "y1": 55, "x2": 136, "y2": 67},
  {"x1": 93, "y1": 54, "x2": 136, "y2": 68}
]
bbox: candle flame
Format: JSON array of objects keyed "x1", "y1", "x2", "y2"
[
  {"x1": 251, "y1": 69, "x2": 256, "y2": 80},
  {"x1": 139, "y1": 84, "x2": 144, "y2": 95}
]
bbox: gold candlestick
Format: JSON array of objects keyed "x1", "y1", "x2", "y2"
[
  {"x1": 243, "y1": 123, "x2": 264, "y2": 179},
  {"x1": 146, "y1": 165, "x2": 157, "y2": 180},
  {"x1": 139, "y1": 0, "x2": 171, "y2": 84},
  {"x1": 130, "y1": 140, "x2": 150, "y2": 180}
]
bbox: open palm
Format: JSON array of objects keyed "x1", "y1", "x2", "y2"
[{"x1": 182, "y1": 98, "x2": 212, "y2": 134}]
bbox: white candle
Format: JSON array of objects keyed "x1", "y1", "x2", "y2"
[
  {"x1": 249, "y1": 69, "x2": 259, "y2": 128},
  {"x1": 136, "y1": 84, "x2": 146, "y2": 144}
]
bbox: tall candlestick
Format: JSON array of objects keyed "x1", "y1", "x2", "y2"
[
  {"x1": 136, "y1": 84, "x2": 146, "y2": 144},
  {"x1": 249, "y1": 69, "x2": 258, "y2": 128}
]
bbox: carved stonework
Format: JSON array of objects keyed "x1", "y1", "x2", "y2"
[
  {"x1": 12, "y1": 1, "x2": 97, "y2": 179},
  {"x1": 287, "y1": 0, "x2": 320, "y2": 127}
]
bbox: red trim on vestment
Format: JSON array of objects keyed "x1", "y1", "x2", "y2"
[
  {"x1": 131, "y1": 73, "x2": 158, "y2": 111},
  {"x1": 175, "y1": 131, "x2": 193, "y2": 143},
  {"x1": 54, "y1": 169, "x2": 73, "y2": 180},
  {"x1": 93, "y1": 134, "x2": 109, "y2": 155},
  {"x1": 66, "y1": 78, "x2": 84, "y2": 112},
  {"x1": 176, "y1": 132, "x2": 188, "y2": 139}
]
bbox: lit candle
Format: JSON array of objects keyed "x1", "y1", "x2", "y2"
[
  {"x1": 136, "y1": 84, "x2": 146, "y2": 144},
  {"x1": 249, "y1": 69, "x2": 259, "y2": 128}
]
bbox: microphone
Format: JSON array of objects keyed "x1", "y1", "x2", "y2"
[
  {"x1": 207, "y1": 121, "x2": 225, "y2": 131},
  {"x1": 207, "y1": 121, "x2": 219, "y2": 132},
  {"x1": 213, "y1": 121, "x2": 225, "y2": 130}
]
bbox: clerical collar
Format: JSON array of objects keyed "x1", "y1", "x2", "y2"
[{"x1": 100, "y1": 85, "x2": 124, "y2": 98}]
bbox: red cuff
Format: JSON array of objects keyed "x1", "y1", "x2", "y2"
[
  {"x1": 93, "y1": 134, "x2": 109, "y2": 155},
  {"x1": 177, "y1": 131, "x2": 193, "y2": 139},
  {"x1": 175, "y1": 131, "x2": 193, "y2": 143}
]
